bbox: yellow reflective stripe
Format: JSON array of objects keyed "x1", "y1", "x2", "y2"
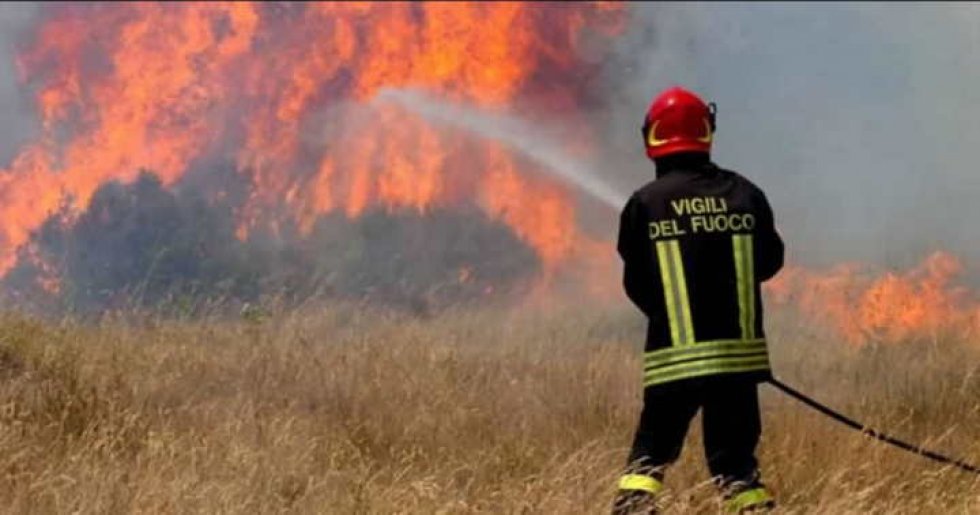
[
  {"x1": 644, "y1": 354, "x2": 770, "y2": 387},
  {"x1": 646, "y1": 353, "x2": 769, "y2": 379},
  {"x1": 669, "y1": 241, "x2": 695, "y2": 345},
  {"x1": 655, "y1": 240, "x2": 694, "y2": 346},
  {"x1": 644, "y1": 339, "x2": 766, "y2": 365},
  {"x1": 645, "y1": 347, "x2": 766, "y2": 373},
  {"x1": 643, "y1": 363, "x2": 770, "y2": 388},
  {"x1": 645, "y1": 359, "x2": 770, "y2": 388},
  {"x1": 645, "y1": 352, "x2": 768, "y2": 378},
  {"x1": 733, "y1": 235, "x2": 756, "y2": 340},
  {"x1": 744, "y1": 235, "x2": 756, "y2": 339},
  {"x1": 643, "y1": 338, "x2": 771, "y2": 387},
  {"x1": 725, "y1": 487, "x2": 774, "y2": 513},
  {"x1": 655, "y1": 241, "x2": 681, "y2": 347},
  {"x1": 733, "y1": 236, "x2": 746, "y2": 338},
  {"x1": 617, "y1": 474, "x2": 663, "y2": 494}
]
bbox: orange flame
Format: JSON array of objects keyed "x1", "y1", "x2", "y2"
[
  {"x1": 766, "y1": 252, "x2": 980, "y2": 344},
  {"x1": 1, "y1": 2, "x2": 626, "y2": 277}
]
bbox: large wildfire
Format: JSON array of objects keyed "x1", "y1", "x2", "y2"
[
  {"x1": 0, "y1": 2, "x2": 977, "y2": 343},
  {"x1": 5, "y1": 2, "x2": 622, "y2": 270}
]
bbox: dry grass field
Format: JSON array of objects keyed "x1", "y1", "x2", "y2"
[{"x1": 0, "y1": 303, "x2": 978, "y2": 514}]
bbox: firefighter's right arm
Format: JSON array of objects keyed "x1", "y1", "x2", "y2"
[
  {"x1": 753, "y1": 189, "x2": 785, "y2": 282},
  {"x1": 617, "y1": 195, "x2": 662, "y2": 317}
]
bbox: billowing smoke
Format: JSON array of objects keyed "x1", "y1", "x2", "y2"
[
  {"x1": 597, "y1": 4, "x2": 980, "y2": 273},
  {"x1": 0, "y1": 4, "x2": 39, "y2": 164}
]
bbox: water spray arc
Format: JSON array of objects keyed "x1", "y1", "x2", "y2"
[{"x1": 374, "y1": 88, "x2": 629, "y2": 210}]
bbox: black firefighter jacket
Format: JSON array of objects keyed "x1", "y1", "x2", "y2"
[{"x1": 618, "y1": 159, "x2": 784, "y2": 389}]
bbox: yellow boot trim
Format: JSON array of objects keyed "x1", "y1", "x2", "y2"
[
  {"x1": 617, "y1": 474, "x2": 663, "y2": 494},
  {"x1": 725, "y1": 487, "x2": 774, "y2": 513}
]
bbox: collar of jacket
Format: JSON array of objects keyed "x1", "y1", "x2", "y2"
[{"x1": 654, "y1": 152, "x2": 713, "y2": 178}]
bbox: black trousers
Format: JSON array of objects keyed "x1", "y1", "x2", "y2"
[{"x1": 625, "y1": 377, "x2": 762, "y2": 486}]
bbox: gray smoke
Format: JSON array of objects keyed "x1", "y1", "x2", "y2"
[
  {"x1": 598, "y1": 3, "x2": 980, "y2": 271},
  {"x1": 0, "y1": 3, "x2": 40, "y2": 164}
]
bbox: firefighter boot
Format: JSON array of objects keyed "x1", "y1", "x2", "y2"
[
  {"x1": 721, "y1": 480, "x2": 774, "y2": 513},
  {"x1": 611, "y1": 474, "x2": 663, "y2": 515}
]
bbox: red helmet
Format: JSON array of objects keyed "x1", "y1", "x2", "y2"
[{"x1": 642, "y1": 86, "x2": 716, "y2": 159}]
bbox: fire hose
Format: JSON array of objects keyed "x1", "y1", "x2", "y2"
[{"x1": 768, "y1": 378, "x2": 980, "y2": 475}]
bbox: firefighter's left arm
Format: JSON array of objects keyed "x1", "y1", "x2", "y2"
[
  {"x1": 753, "y1": 189, "x2": 785, "y2": 282},
  {"x1": 618, "y1": 195, "x2": 662, "y2": 317}
]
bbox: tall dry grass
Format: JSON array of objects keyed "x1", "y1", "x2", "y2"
[{"x1": 0, "y1": 302, "x2": 978, "y2": 514}]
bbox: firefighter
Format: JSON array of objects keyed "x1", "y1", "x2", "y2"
[{"x1": 611, "y1": 87, "x2": 785, "y2": 514}]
